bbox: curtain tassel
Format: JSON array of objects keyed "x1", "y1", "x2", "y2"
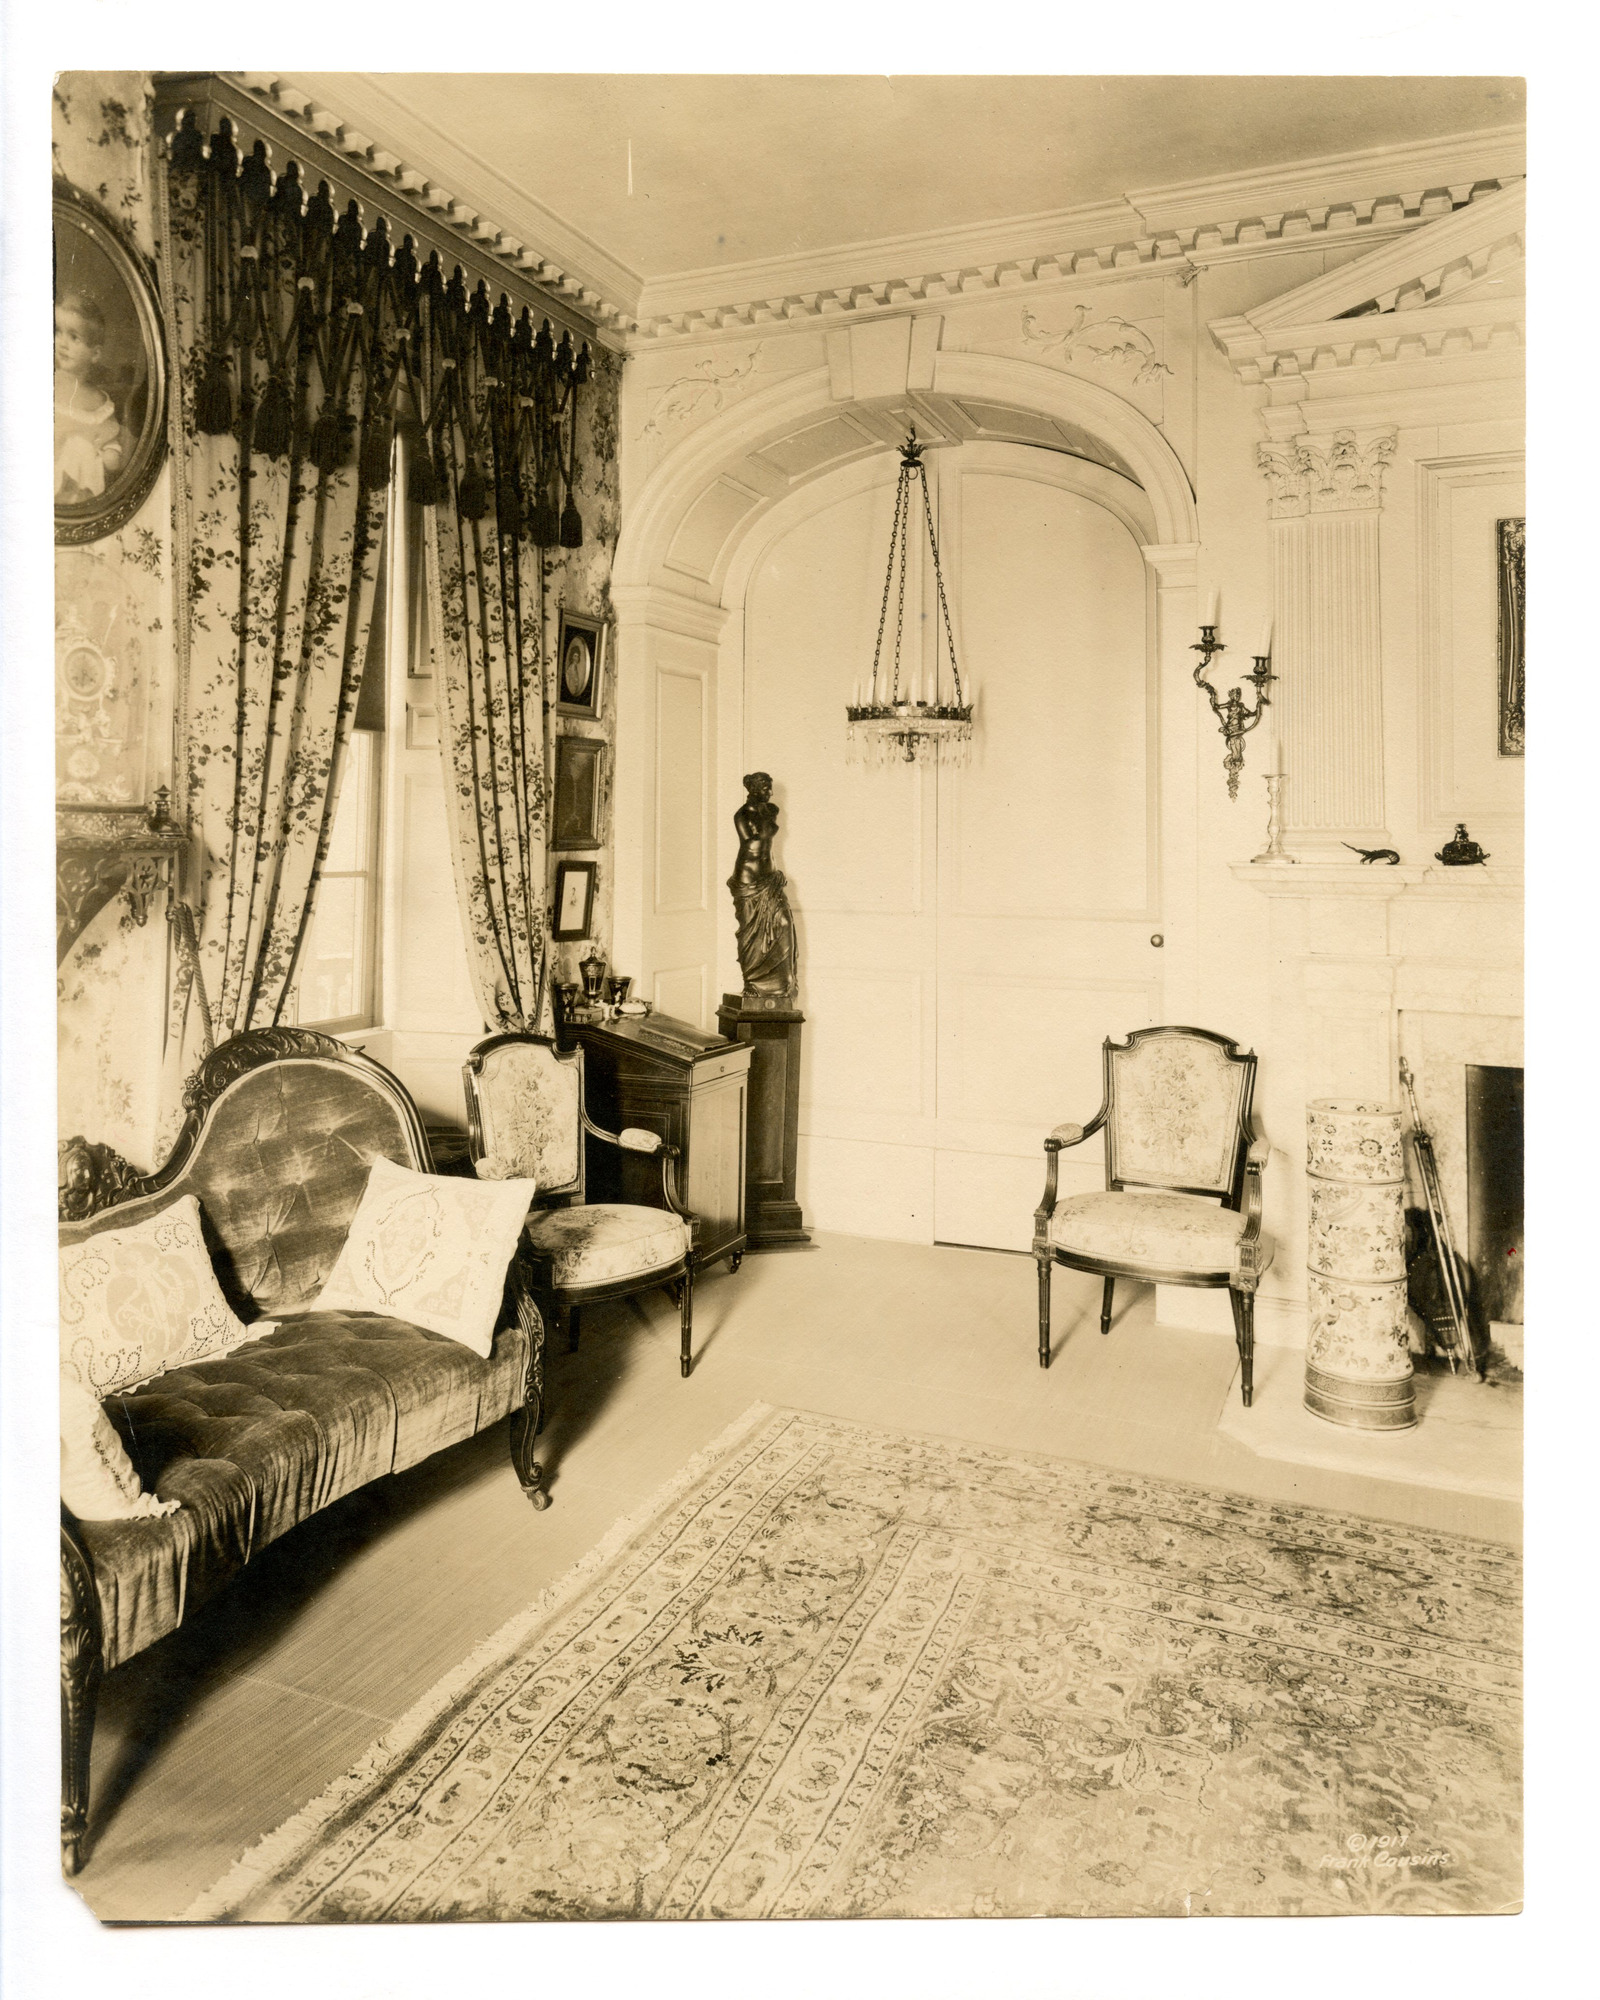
[
  {"x1": 309, "y1": 406, "x2": 349, "y2": 475},
  {"x1": 196, "y1": 350, "x2": 235, "y2": 435},
  {"x1": 250, "y1": 372, "x2": 294, "y2": 459},
  {"x1": 457, "y1": 460, "x2": 489, "y2": 519},
  {"x1": 360, "y1": 416, "x2": 395, "y2": 490},
  {"x1": 559, "y1": 497, "x2": 584, "y2": 548}
]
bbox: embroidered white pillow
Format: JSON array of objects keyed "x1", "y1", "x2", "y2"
[
  {"x1": 311, "y1": 1156, "x2": 537, "y2": 1358},
  {"x1": 60, "y1": 1375, "x2": 180, "y2": 1523},
  {"x1": 59, "y1": 1194, "x2": 251, "y2": 1394}
]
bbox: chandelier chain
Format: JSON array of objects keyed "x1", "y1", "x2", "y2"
[
  {"x1": 916, "y1": 461, "x2": 964, "y2": 706},
  {"x1": 869, "y1": 470, "x2": 909, "y2": 701}
]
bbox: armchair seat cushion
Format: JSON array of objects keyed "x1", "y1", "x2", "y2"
[
  {"x1": 1048, "y1": 1191, "x2": 1274, "y2": 1281},
  {"x1": 79, "y1": 1309, "x2": 530, "y2": 1671},
  {"x1": 523, "y1": 1204, "x2": 690, "y2": 1290}
]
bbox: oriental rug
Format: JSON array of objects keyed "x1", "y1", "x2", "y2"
[{"x1": 190, "y1": 1403, "x2": 1520, "y2": 1921}]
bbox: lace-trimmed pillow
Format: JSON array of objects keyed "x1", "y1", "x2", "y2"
[
  {"x1": 60, "y1": 1375, "x2": 180, "y2": 1523},
  {"x1": 312, "y1": 1157, "x2": 538, "y2": 1359},
  {"x1": 59, "y1": 1193, "x2": 252, "y2": 1393}
]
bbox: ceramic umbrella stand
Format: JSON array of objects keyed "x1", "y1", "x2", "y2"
[{"x1": 1304, "y1": 1099, "x2": 1416, "y2": 1430}]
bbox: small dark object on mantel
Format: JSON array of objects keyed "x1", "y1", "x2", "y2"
[
  {"x1": 1343, "y1": 842, "x2": 1400, "y2": 865},
  {"x1": 1436, "y1": 822, "x2": 1490, "y2": 866}
]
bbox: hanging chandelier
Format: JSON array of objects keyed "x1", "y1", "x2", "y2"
[{"x1": 846, "y1": 429, "x2": 974, "y2": 767}]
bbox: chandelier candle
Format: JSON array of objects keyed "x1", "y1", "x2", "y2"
[{"x1": 846, "y1": 429, "x2": 975, "y2": 768}]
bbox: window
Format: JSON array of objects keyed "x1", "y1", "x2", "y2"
[{"x1": 295, "y1": 723, "x2": 383, "y2": 1030}]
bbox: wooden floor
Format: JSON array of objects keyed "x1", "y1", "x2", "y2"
[{"x1": 75, "y1": 1234, "x2": 1521, "y2": 1921}]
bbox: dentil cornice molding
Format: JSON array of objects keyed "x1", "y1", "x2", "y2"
[
  {"x1": 219, "y1": 77, "x2": 1523, "y2": 353},
  {"x1": 1209, "y1": 182, "x2": 1524, "y2": 395},
  {"x1": 1258, "y1": 429, "x2": 1399, "y2": 519}
]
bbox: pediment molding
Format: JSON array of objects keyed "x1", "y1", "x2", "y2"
[{"x1": 1209, "y1": 184, "x2": 1524, "y2": 394}]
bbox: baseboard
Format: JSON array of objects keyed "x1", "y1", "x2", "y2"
[{"x1": 1155, "y1": 1284, "x2": 1308, "y2": 1350}]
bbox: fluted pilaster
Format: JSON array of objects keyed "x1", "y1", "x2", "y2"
[{"x1": 1260, "y1": 427, "x2": 1396, "y2": 846}]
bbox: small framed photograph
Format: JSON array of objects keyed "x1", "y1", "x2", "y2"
[
  {"x1": 55, "y1": 180, "x2": 169, "y2": 546},
  {"x1": 552, "y1": 860, "x2": 597, "y2": 941},
  {"x1": 552, "y1": 733, "x2": 604, "y2": 850},
  {"x1": 555, "y1": 609, "x2": 606, "y2": 719}
]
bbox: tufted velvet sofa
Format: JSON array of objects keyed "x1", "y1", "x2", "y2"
[{"x1": 58, "y1": 1029, "x2": 547, "y2": 1876}]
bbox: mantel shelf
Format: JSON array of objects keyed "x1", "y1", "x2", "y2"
[{"x1": 1230, "y1": 860, "x2": 1522, "y2": 898}]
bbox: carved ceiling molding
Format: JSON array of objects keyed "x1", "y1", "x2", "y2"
[
  {"x1": 634, "y1": 188, "x2": 1518, "y2": 346},
  {"x1": 1257, "y1": 428, "x2": 1399, "y2": 519},
  {"x1": 222, "y1": 77, "x2": 1523, "y2": 354}
]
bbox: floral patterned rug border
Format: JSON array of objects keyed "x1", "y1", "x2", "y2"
[{"x1": 188, "y1": 1402, "x2": 1521, "y2": 1922}]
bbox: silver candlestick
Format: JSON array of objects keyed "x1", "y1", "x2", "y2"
[{"x1": 1251, "y1": 773, "x2": 1298, "y2": 866}]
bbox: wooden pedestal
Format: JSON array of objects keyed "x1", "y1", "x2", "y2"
[
  {"x1": 716, "y1": 995, "x2": 811, "y2": 1250},
  {"x1": 573, "y1": 1013, "x2": 752, "y2": 1271}
]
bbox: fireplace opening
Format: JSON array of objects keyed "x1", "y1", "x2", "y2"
[{"x1": 1466, "y1": 1064, "x2": 1523, "y2": 1328}]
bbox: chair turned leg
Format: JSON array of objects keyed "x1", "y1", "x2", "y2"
[
  {"x1": 60, "y1": 1522, "x2": 102, "y2": 1875},
  {"x1": 1036, "y1": 1253, "x2": 1052, "y2": 1368},
  {"x1": 1100, "y1": 1275, "x2": 1116, "y2": 1336},
  {"x1": 1229, "y1": 1286, "x2": 1256, "y2": 1409},
  {"x1": 679, "y1": 1260, "x2": 695, "y2": 1379}
]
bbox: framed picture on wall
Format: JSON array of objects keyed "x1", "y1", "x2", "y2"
[
  {"x1": 552, "y1": 860, "x2": 597, "y2": 940},
  {"x1": 54, "y1": 180, "x2": 169, "y2": 546},
  {"x1": 552, "y1": 733, "x2": 604, "y2": 849},
  {"x1": 555, "y1": 609, "x2": 606, "y2": 719}
]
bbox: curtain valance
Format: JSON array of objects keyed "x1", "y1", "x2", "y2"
[{"x1": 167, "y1": 109, "x2": 591, "y2": 551}]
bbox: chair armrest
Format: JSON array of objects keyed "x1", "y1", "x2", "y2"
[
  {"x1": 1044, "y1": 1122, "x2": 1086, "y2": 1152},
  {"x1": 1239, "y1": 1129, "x2": 1270, "y2": 1246},
  {"x1": 580, "y1": 1110, "x2": 681, "y2": 1159}
]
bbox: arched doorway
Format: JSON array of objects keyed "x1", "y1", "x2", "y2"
[{"x1": 611, "y1": 335, "x2": 1201, "y2": 1246}]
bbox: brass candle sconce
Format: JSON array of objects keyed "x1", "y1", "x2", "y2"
[{"x1": 1192, "y1": 621, "x2": 1275, "y2": 801}]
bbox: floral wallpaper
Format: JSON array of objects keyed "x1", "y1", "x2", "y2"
[{"x1": 55, "y1": 71, "x2": 179, "y2": 1171}]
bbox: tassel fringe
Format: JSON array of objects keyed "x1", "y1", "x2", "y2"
[{"x1": 195, "y1": 352, "x2": 234, "y2": 436}]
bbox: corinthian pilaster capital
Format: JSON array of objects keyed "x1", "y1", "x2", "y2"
[{"x1": 1257, "y1": 426, "x2": 1398, "y2": 519}]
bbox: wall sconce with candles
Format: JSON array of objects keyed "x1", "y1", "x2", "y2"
[{"x1": 1192, "y1": 595, "x2": 1276, "y2": 801}]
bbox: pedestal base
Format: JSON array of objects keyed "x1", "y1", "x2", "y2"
[
  {"x1": 717, "y1": 994, "x2": 812, "y2": 1250},
  {"x1": 1303, "y1": 1361, "x2": 1417, "y2": 1431}
]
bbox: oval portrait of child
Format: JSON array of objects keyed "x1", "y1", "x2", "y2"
[{"x1": 54, "y1": 182, "x2": 168, "y2": 546}]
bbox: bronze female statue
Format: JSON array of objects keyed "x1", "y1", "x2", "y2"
[{"x1": 729, "y1": 772, "x2": 797, "y2": 999}]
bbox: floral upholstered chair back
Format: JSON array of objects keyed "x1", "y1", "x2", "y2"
[
  {"x1": 1105, "y1": 1029, "x2": 1254, "y2": 1204},
  {"x1": 466, "y1": 1038, "x2": 584, "y2": 1199}
]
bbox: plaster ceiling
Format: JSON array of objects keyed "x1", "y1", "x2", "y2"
[{"x1": 290, "y1": 72, "x2": 1523, "y2": 286}]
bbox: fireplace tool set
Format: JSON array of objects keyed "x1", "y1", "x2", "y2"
[{"x1": 1399, "y1": 1057, "x2": 1482, "y2": 1379}]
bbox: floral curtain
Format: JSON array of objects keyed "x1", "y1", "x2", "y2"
[
  {"x1": 415, "y1": 281, "x2": 590, "y2": 1032},
  {"x1": 162, "y1": 116, "x2": 390, "y2": 1047},
  {"x1": 159, "y1": 111, "x2": 590, "y2": 1054}
]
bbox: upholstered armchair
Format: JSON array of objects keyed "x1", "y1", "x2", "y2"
[
  {"x1": 1032, "y1": 1025, "x2": 1272, "y2": 1406},
  {"x1": 464, "y1": 1032, "x2": 699, "y2": 1378}
]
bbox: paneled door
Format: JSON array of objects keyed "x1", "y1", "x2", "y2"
[
  {"x1": 742, "y1": 443, "x2": 1159, "y2": 1247},
  {"x1": 933, "y1": 446, "x2": 1161, "y2": 1249}
]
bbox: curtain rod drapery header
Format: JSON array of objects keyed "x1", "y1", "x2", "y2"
[{"x1": 152, "y1": 72, "x2": 623, "y2": 353}]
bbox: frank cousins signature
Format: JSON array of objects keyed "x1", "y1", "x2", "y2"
[{"x1": 1318, "y1": 1827, "x2": 1451, "y2": 1873}]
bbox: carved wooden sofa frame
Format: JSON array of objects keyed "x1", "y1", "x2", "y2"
[{"x1": 58, "y1": 1028, "x2": 548, "y2": 1877}]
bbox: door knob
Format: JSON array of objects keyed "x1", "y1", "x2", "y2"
[{"x1": 1150, "y1": 934, "x2": 1164, "y2": 948}]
